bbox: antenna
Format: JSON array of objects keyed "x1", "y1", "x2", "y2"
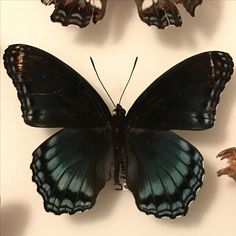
[
  {"x1": 90, "y1": 57, "x2": 116, "y2": 108},
  {"x1": 118, "y1": 57, "x2": 138, "y2": 104}
]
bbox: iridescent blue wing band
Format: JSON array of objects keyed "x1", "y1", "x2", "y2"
[
  {"x1": 126, "y1": 129, "x2": 204, "y2": 218},
  {"x1": 31, "y1": 128, "x2": 112, "y2": 215}
]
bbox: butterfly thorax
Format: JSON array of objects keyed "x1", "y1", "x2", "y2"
[{"x1": 111, "y1": 104, "x2": 127, "y2": 189}]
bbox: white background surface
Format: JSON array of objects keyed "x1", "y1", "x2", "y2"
[{"x1": 1, "y1": 1, "x2": 236, "y2": 236}]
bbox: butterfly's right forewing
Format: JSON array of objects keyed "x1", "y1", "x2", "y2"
[{"x1": 3, "y1": 44, "x2": 111, "y2": 128}]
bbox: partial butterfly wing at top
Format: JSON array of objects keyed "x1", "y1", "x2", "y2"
[
  {"x1": 41, "y1": 0, "x2": 202, "y2": 29},
  {"x1": 41, "y1": 0, "x2": 108, "y2": 27},
  {"x1": 217, "y1": 147, "x2": 236, "y2": 181},
  {"x1": 135, "y1": 0, "x2": 202, "y2": 29}
]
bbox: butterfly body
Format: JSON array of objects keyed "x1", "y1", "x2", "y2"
[
  {"x1": 3, "y1": 44, "x2": 234, "y2": 218},
  {"x1": 111, "y1": 104, "x2": 127, "y2": 188}
]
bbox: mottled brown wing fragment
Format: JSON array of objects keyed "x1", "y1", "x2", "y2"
[
  {"x1": 41, "y1": 0, "x2": 108, "y2": 27},
  {"x1": 176, "y1": 0, "x2": 203, "y2": 16},
  {"x1": 217, "y1": 147, "x2": 236, "y2": 181},
  {"x1": 135, "y1": 0, "x2": 202, "y2": 29},
  {"x1": 41, "y1": 0, "x2": 55, "y2": 5}
]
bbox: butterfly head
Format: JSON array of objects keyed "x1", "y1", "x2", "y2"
[{"x1": 112, "y1": 104, "x2": 126, "y2": 117}]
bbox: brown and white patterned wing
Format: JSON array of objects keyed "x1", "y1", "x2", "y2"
[
  {"x1": 41, "y1": 0, "x2": 108, "y2": 27},
  {"x1": 134, "y1": 0, "x2": 202, "y2": 29}
]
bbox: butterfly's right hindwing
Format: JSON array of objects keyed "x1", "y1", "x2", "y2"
[{"x1": 31, "y1": 128, "x2": 112, "y2": 215}]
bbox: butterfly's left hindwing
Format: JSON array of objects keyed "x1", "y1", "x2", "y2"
[
  {"x1": 127, "y1": 51, "x2": 234, "y2": 130},
  {"x1": 126, "y1": 129, "x2": 204, "y2": 218},
  {"x1": 31, "y1": 128, "x2": 112, "y2": 214}
]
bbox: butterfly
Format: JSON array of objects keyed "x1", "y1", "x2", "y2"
[
  {"x1": 41, "y1": 0, "x2": 202, "y2": 29},
  {"x1": 3, "y1": 44, "x2": 233, "y2": 218}
]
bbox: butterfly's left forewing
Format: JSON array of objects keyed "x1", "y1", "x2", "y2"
[{"x1": 126, "y1": 51, "x2": 234, "y2": 130}]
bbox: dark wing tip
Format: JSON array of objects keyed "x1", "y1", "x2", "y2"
[
  {"x1": 3, "y1": 44, "x2": 29, "y2": 91},
  {"x1": 3, "y1": 44, "x2": 26, "y2": 75},
  {"x1": 3, "y1": 44, "x2": 39, "y2": 80},
  {"x1": 185, "y1": 51, "x2": 234, "y2": 130},
  {"x1": 215, "y1": 51, "x2": 234, "y2": 77},
  {"x1": 3, "y1": 44, "x2": 42, "y2": 127},
  {"x1": 209, "y1": 51, "x2": 234, "y2": 113}
]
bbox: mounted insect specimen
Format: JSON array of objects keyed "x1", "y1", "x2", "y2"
[
  {"x1": 41, "y1": 0, "x2": 202, "y2": 29},
  {"x1": 3, "y1": 44, "x2": 233, "y2": 218}
]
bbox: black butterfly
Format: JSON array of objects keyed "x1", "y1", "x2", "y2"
[
  {"x1": 3, "y1": 44, "x2": 233, "y2": 218},
  {"x1": 41, "y1": 0, "x2": 202, "y2": 29}
]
